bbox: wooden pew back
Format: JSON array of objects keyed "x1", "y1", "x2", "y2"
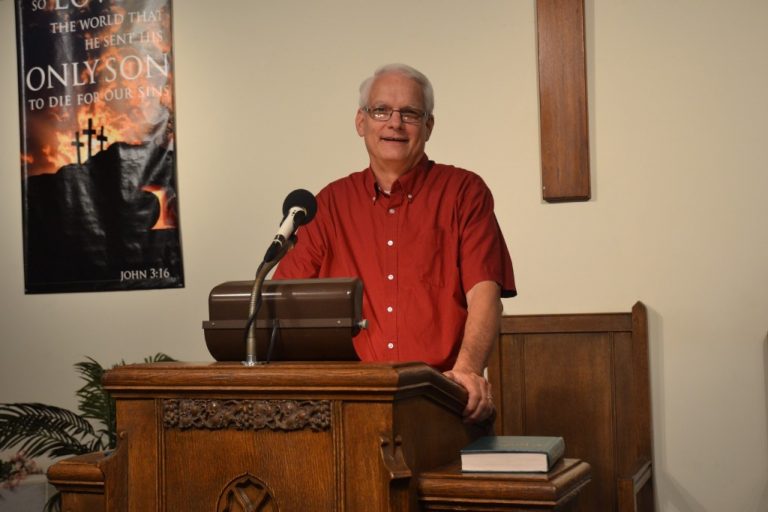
[{"x1": 488, "y1": 302, "x2": 654, "y2": 512}]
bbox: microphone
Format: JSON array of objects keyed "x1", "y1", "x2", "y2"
[{"x1": 263, "y1": 189, "x2": 317, "y2": 263}]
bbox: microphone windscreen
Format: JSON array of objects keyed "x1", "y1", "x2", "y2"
[{"x1": 283, "y1": 189, "x2": 317, "y2": 225}]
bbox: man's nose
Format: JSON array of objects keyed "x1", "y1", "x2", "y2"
[{"x1": 387, "y1": 110, "x2": 404, "y2": 128}]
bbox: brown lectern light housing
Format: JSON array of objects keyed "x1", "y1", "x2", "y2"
[{"x1": 203, "y1": 278, "x2": 364, "y2": 362}]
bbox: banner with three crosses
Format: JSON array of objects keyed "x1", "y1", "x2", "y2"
[{"x1": 15, "y1": 0, "x2": 184, "y2": 293}]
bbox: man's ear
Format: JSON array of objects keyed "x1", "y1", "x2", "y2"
[
  {"x1": 425, "y1": 115, "x2": 435, "y2": 141},
  {"x1": 355, "y1": 109, "x2": 366, "y2": 136}
]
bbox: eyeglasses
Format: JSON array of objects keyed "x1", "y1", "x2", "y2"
[{"x1": 362, "y1": 106, "x2": 428, "y2": 124}]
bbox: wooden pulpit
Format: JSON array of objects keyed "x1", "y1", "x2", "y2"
[
  {"x1": 48, "y1": 361, "x2": 591, "y2": 511},
  {"x1": 48, "y1": 281, "x2": 593, "y2": 511}
]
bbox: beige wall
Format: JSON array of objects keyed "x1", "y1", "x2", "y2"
[{"x1": 1, "y1": 1, "x2": 766, "y2": 510}]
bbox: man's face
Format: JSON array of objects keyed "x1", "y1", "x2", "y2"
[{"x1": 355, "y1": 72, "x2": 434, "y2": 174}]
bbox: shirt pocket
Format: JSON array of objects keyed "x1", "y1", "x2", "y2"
[{"x1": 403, "y1": 228, "x2": 452, "y2": 288}]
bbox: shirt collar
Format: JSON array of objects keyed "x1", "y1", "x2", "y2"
[{"x1": 365, "y1": 154, "x2": 433, "y2": 203}]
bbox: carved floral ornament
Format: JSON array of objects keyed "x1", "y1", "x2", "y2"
[{"x1": 163, "y1": 398, "x2": 331, "y2": 432}]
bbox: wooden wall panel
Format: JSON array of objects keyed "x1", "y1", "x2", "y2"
[
  {"x1": 494, "y1": 333, "x2": 524, "y2": 434},
  {"x1": 163, "y1": 428, "x2": 336, "y2": 511},
  {"x1": 613, "y1": 331, "x2": 638, "y2": 474},
  {"x1": 115, "y1": 399, "x2": 160, "y2": 512},
  {"x1": 521, "y1": 333, "x2": 616, "y2": 512}
]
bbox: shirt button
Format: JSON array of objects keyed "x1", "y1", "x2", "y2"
[
  {"x1": 387, "y1": 240, "x2": 394, "y2": 247},
  {"x1": 407, "y1": 194, "x2": 413, "y2": 200},
  {"x1": 387, "y1": 306, "x2": 393, "y2": 313},
  {"x1": 387, "y1": 342, "x2": 395, "y2": 349},
  {"x1": 387, "y1": 274, "x2": 394, "y2": 281},
  {"x1": 389, "y1": 208, "x2": 396, "y2": 214}
]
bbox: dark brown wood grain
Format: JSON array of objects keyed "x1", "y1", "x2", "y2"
[
  {"x1": 418, "y1": 458, "x2": 591, "y2": 511},
  {"x1": 47, "y1": 302, "x2": 653, "y2": 512},
  {"x1": 48, "y1": 360, "x2": 593, "y2": 511},
  {"x1": 489, "y1": 302, "x2": 655, "y2": 512},
  {"x1": 537, "y1": 0, "x2": 591, "y2": 202},
  {"x1": 48, "y1": 363, "x2": 489, "y2": 511}
]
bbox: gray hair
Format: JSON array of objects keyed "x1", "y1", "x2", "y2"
[{"x1": 358, "y1": 63, "x2": 434, "y2": 114}]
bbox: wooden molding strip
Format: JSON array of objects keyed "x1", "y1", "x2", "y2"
[{"x1": 537, "y1": 0, "x2": 591, "y2": 202}]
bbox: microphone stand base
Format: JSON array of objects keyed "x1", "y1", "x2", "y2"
[{"x1": 241, "y1": 356, "x2": 267, "y2": 367}]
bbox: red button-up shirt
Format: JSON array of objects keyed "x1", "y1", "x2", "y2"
[{"x1": 274, "y1": 157, "x2": 516, "y2": 371}]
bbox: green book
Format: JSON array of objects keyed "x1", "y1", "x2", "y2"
[{"x1": 460, "y1": 435, "x2": 565, "y2": 473}]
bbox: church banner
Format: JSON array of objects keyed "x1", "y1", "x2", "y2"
[{"x1": 15, "y1": 0, "x2": 184, "y2": 293}]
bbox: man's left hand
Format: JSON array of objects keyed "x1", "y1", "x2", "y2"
[{"x1": 443, "y1": 368, "x2": 495, "y2": 424}]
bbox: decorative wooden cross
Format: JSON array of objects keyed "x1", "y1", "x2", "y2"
[
  {"x1": 71, "y1": 131, "x2": 84, "y2": 165},
  {"x1": 536, "y1": 0, "x2": 590, "y2": 202},
  {"x1": 97, "y1": 126, "x2": 108, "y2": 152},
  {"x1": 82, "y1": 118, "x2": 97, "y2": 160}
]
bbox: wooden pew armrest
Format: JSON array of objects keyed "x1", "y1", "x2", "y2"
[
  {"x1": 47, "y1": 439, "x2": 127, "y2": 512},
  {"x1": 47, "y1": 451, "x2": 112, "y2": 493},
  {"x1": 617, "y1": 459, "x2": 653, "y2": 512}
]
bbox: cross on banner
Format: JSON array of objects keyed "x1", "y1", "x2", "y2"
[
  {"x1": 82, "y1": 118, "x2": 97, "y2": 160},
  {"x1": 97, "y1": 126, "x2": 108, "y2": 152},
  {"x1": 71, "y1": 131, "x2": 84, "y2": 165}
]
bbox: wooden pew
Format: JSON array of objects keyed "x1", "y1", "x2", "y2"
[{"x1": 486, "y1": 302, "x2": 654, "y2": 512}]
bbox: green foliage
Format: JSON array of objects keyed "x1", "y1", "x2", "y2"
[
  {"x1": 0, "y1": 353, "x2": 175, "y2": 471},
  {"x1": 0, "y1": 403, "x2": 101, "y2": 459},
  {"x1": 1, "y1": 353, "x2": 176, "y2": 511}
]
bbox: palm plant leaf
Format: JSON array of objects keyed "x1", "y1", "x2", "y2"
[
  {"x1": 74, "y1": 357, "x2": 114, "y2": 447},
  {"x1": 44, "y1": 493, "x2": 61, "y2": 512},
  {"x1": 74, "y1": 358, "x2": 109, "y2": 421},
  {"x1": 73, "y1": 353, "x2": 175, "y2": 448},
  {"x1": 1, "y1": 351, "x2": 177, "y2": 493},
  {"x1": 142, "y1": 352, "x2": 176, "y2": 364},
  {"x1": 0, "y1": 403, "x2": 103, "y2": 458}
]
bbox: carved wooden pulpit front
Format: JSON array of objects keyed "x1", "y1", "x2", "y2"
[
  {"x1": 50, "y1": 361, "x2": 486, "y2": 511},
  {"x1": 49, "y1": 360, "x2": 592, "y2": 511}
]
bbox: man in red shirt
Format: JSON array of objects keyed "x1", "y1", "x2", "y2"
[{"x1": 274, "y1": 64, "x2": 515, "y2": 423}]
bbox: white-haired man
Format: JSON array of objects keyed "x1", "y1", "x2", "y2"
[{"x1": 275, "y1": 64, "x2": 516, "y2": 423}]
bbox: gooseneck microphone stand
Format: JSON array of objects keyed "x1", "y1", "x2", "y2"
[{"x1": 242, "y1": 235, "x2": 296, "y2": 367}]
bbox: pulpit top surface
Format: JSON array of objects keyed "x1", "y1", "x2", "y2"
[{"x1": 102, "y1": 361, "x2": 468, "y2": 408}]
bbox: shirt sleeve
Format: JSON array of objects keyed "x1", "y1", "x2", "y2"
[{"x1": 456, "y1": 174, "x2": 517, "y2": 298}]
